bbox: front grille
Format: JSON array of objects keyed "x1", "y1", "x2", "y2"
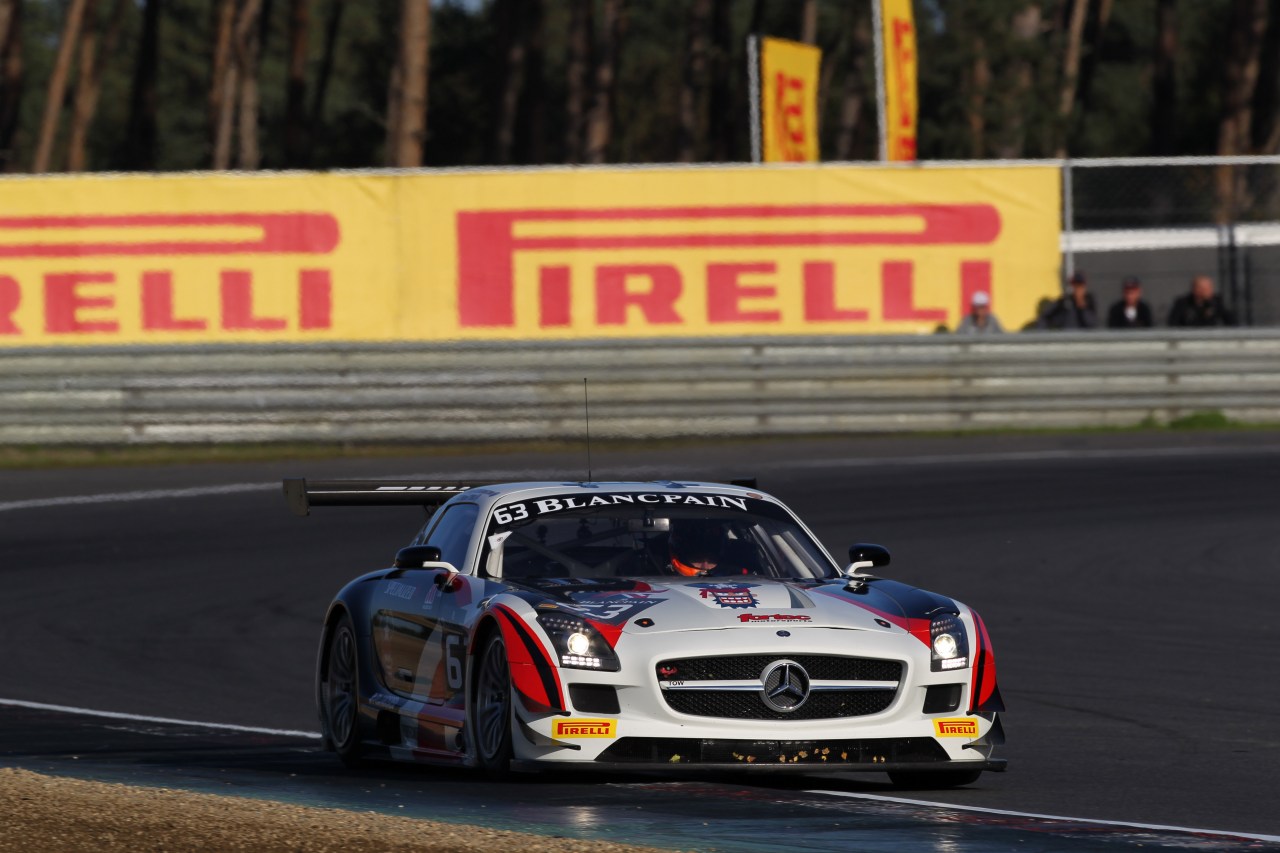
[
  {"x1": 664, "y1": 689, "x2": 895, "y2": 720},
  {"x1": 655, "y1": 654, "x2": 902, "y2": 721},
  {"x1": 597, "y1": 736, "x2": 948, "y2": 765},
  {"x1": 657, "y1": 654, "x2": 902, "y2": 682}
]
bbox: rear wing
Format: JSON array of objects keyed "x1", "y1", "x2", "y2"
[{"x1": 283, "y1": 478, "x2": 482, "y2": 517}]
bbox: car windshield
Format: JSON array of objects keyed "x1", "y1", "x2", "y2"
[{"x1": 480, "y1": 492, "x2": 838, "y2": 581}]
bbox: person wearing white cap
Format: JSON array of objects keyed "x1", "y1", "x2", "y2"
[{"x1": 956, "y1": 291, "x2": 1004, "y2": 334}]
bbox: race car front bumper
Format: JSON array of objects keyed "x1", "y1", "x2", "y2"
[{"x1": 514, "y1": 734, "x2": 1007, "y2": 773}]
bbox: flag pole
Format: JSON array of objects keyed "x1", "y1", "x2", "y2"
[
  {"x1": 871, "y1": 0, "x2": 887, "y2": 162},
  {"x1": 747, "y1": 35, "x2": 762, "y2": 163}
]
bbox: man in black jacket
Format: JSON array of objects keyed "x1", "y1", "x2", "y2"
[
  {"x1": 1168, "y1": 275, "x2": 1237, "y2": 327},
  {"x1": 1106, "y1": 276, "x2": 1154, "y2": 329},
  {"x1": 1038, "y1": 271, "x2": 1098, "y2": 329}
]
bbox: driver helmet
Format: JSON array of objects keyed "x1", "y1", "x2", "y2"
[{"x1": 668, "y1": 520, "x2": 725, "y2": 577}]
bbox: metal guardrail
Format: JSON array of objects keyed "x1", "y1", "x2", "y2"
[{"x1": 3, "y1": 331, "x2": 1280, "y2": 444}]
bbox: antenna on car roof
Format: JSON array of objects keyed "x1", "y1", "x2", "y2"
[{"x1": 583, "y1": 378, "x2": 593, "y2": 483}]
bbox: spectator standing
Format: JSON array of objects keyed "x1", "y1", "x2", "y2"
[
  {"x1": 956, "y1": 291, "x2": 1004, "y2": 334},
  {"x1": 1168, "y1": 275, "x2": 1237, "y2": 327},
  {"x1": 1038, "y1": 271, "x2": 1098, "y2": 329},
  {"x1": 1106, "y1": 276, "x2": 1154, "y2": 329}
]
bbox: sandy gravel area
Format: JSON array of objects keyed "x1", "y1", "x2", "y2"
[{"x1": 0, "y1": 768, "x2": 678, "y2": 853}]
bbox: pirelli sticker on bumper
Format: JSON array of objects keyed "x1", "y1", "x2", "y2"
[
  {"x1": 553, "y1": 718, "x2": 617, "y2": 739},
  {"x1": 933, "y1": 717, "x2": 979, "y2": 738}
]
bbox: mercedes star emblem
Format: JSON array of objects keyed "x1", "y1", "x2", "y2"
[{"x1": 759, "y1": 659, "x2": 811, "y2": 713}]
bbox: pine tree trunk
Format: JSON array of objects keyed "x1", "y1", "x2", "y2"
[
  {"x1": 1150, "y1": 0, "x2": 1176, "y2": 156},
  {"x1": 66, "y1": 0, "x2": 99, "y2": 171},
  {"x1": 210, "y1": 0, "x2": 235, "y2": 166},
  {"x1": 800, "y1": 0, "x2": 817, "y2": 44},
  {"x1": 1076, "y1": 0, "x2": 1112, "y2": 117},
  {"x1": 67, "y1": 0, "x2": 126, "y2": 172},
  {"x1": 235, "y1": 0, "x2": 263, "y2": 169},
  {"x1": 678, "y1": 0, "x2": 711, "y2": 162},
  {"x1": 0, "y1": 0, "x2": 12, "y2": 56},
  {"x1": 563, "y1": 0, "x2": 592, "y2": 163},
  {"x1": 584, "y1": 0, "x2": 623, "y2": 164},
  {"x1": 284, "y1": 0, "x2": 309, "y2": 166},
  {"x1": 517, "y1": 0, "x2": 544, "y2": 163},
  {"x1": 968, "y1": 35, "x2": 990, "y2": 158},
  {"x1": 1054, "y1": 0, "x2": 1091, "y2": 158},
  {"x1": 834, "y1": 8, "x2": 870, "y2": 160},
  {"x1": 122, "y1": 0, "x2": 159, "y2": 170},
  {"x1": 0, "y1": 0, "x2": 24, "y2": 171},
  {"x1": 385, "y1": 0, "x2": 430, "y2": 167},
  {"x1": 33, "y1": 0, "x2": 90, "y2": 172},
  {"x1": 707, "y1": 0, "x2": 731, "y2": 160},
  {"x1": 493, "y1": 0, "x2": 525, "y2": 164},
  {"x1": 310, "y1": 0, "x2": 343, "y2": 128},
  {"x1": 1251, "y1": 8, "x2": 1280, "y2": 152},
  {"x1": 995, "y1": 4, "x2": 1042, "y2": 159},
  {"x1": 1215, "y1": 0, "x2": 1269, "y2": 222},
  {"x1": 816, "y1": 7, "x2": 839, "y2": 139}
]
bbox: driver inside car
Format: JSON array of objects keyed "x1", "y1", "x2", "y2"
[{"x1": 667, "y1": 520, "x2": 752, "y2": 577}]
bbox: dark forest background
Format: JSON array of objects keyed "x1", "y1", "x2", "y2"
[{"x1": 0, "y1": 0, "x2": 1275, "y2": 173}]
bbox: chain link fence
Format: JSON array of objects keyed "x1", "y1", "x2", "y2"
[{"x1": 1062, "y1": 155, "x2": 1280, "y2": 327}]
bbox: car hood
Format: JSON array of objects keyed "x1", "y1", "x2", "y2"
[{"x1": 509, "y1": 576, "x2": 933, "y2": 636}]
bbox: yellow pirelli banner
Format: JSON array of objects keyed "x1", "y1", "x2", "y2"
[
  {"x1": 758, "y1": 37, "x2": 822, "y2": 162},
  {"x1": 0, "y1": 166, "x2": 1059, "y2": 346},
  {"x1": 880, "y1": 0, "x2": 918, "y2": 161}
]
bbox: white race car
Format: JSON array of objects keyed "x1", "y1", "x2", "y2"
[{"x1": 286, "y1": 478, "x2": 1006, "y2": 786}]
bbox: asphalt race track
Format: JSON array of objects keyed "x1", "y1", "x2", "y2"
[{"x1": 2, "y1": 431, "x2": 1279, "y2": 851}]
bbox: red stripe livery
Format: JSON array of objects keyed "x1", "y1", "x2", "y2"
[
  {"x1": 969, "y1": 609, "x2": 1005, "y2": 714},
  {"x1": 491, "y1": 605, "x2": 566, "y2": 714}
]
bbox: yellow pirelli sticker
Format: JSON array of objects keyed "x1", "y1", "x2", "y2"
[
  {"x1": 933, "y1": 717, "x2": 979, "y2": 738},
  {"x1": 552, "y1": 718, "x2": 617, "y2": 739}
]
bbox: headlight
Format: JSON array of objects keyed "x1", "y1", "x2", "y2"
[
  {"x1": 535, "y1": 612, "x2": 621, "y2": 672},
  {"x1": 930, "y1": 612, "x2": 970, "y2": 672},
  {"x1": 566, "y1": 632, "x2": 591, "y2": 656}
]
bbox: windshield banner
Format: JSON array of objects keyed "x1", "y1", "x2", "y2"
[{"x1": 0, "y1": 165, "x2": 1059, "y2": 346}]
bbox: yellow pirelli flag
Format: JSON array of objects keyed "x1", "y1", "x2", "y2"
[
  {"x1": 759, "y1": 37, "x2": 821, "y2": 162},
  {"x1": 880, "y1": 0, "x2": 918, "y2": 161}
]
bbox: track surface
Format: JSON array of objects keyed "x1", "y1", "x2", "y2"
[{"x1": 2, "y1": 432, "x2": 1279, "y2": 849}]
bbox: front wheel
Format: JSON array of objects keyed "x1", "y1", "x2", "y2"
[
  {"x1": 473, "y1": 632, "x2": 514, "y2": 777},
  {"x1": 322, "y1": 613, "x2": 363, "y2": 767},
  {"x1": 887, "y1": 768, "x2": 983, "y2": 789}
]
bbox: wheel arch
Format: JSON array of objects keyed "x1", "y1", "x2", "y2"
[
  {"x1": 467, "y1": 614, "x2": 503, "y2": 701},
  {"x1": 315, "y1": 602, "x2": 353, "y2": 750}
]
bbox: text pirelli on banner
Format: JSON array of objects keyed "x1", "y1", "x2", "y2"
[
  {"x1": 758, "y1": 37, "x2": 821, "y2": 163},
  {"x1": 880, "y1": 0, "x2": 918, "y2": 162},
  {"x1": 0, "y1": 166, "x2": 1060, "y2": 346}
]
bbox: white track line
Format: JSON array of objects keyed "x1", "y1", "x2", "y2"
[
  {"x1": 0, "y1": 482, "x2": 271, "y2": 513},
  {"x1": 0, "y1": 697, "x2": 321, "y2": 740},
  {"x1": 806, "y1": 789, "x2": 1280, "y2": 843}
]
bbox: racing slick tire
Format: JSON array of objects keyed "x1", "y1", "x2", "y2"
[
  {"x1": 473, "y1": 632, "x2": 515, "y2": 778},
  {"x1": 322, "y1": 612, "x2": 364, "y2": 768},
  {"x1": 887, "y1": 769, "x2": 983, "y2": 789}
]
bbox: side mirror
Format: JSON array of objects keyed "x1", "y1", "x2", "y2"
[
  {"x1": 846, "y1": 543, "x2": 891, "y2": 575},
  {"x1": 393, "y1": 545, "x2": 443, "y2": 569}
]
